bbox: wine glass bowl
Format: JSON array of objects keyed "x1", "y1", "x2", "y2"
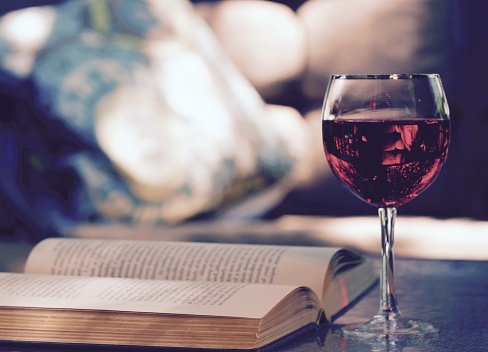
[
  {"x1": 322, "y1": 74, "x2": 450, "y2": 209},
  {"x1": 321, "y1": 74, "x2": 450, "y2": 343}
]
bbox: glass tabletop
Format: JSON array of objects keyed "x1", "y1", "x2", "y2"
[
  {"x1": 277, "y1": 257, "x2": 488, "y2": 352},
  {"x1": 0, "y1": 257, "x2": 486, "y2": 352}
]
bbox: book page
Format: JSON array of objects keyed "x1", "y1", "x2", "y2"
[
  {"x1": 0, "y1": 272, "x2": 298, "y2": 319},
  {"x1": 24, "y1": 239, "x2": 339, "y2": 297}
]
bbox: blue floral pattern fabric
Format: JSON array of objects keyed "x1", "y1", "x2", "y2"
[{"x1": 0, "y1": 0, "x2": 299, "y2": 237}]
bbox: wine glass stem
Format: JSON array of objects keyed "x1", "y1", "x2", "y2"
[{"x1": 378, "y1": 207, "x2": 400, "y2": 318}]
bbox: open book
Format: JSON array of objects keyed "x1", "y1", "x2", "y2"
[{"x1": 0, "y1": 238, "x2": 377, "y2": 350}]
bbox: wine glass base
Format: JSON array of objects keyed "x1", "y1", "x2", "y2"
[{"x1": 341, "y1": 313, "x2": 437, "y2": 344}]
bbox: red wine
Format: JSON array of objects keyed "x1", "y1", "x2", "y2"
[{"x1": 323, "y1": 119, "x2": 450, "y2": 207}]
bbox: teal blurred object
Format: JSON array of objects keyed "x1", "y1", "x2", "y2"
[{"x1": 0, "y1": 0, "x2": 302, "y2": 238}]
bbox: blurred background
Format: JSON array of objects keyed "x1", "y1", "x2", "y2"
[{"x1": 0, "y1": 0, "x2": 487, "y2": 242}]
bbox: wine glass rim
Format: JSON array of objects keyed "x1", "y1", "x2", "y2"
[{"x1": 330, "y1": 73, "x2": 440, "y2": 80}]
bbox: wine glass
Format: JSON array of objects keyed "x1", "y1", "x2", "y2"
[{"x1": 321, "y1": 74, "x2": 450, "y2": 342}]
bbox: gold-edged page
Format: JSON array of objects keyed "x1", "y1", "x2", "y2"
[
  {"x1": 255, "y1": 286, "x2": 321, "y2": 347},
  {"x1": 0, "y1": 308, "x2": 261, "y2": 349}
]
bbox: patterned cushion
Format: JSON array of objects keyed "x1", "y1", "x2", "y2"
[{"x1": 0, "y1": 0, "x2": 306, "y2": 237}]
